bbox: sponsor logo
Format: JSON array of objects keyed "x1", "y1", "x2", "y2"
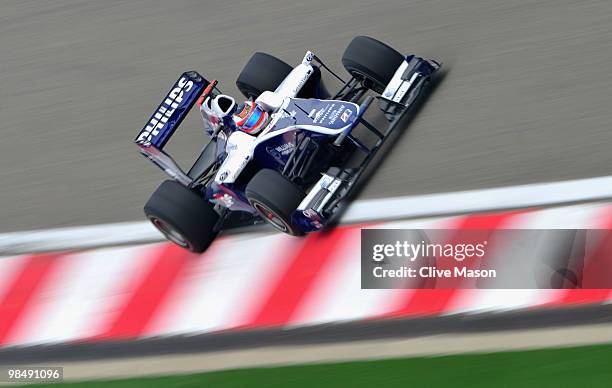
[
  {"x1": 290, "y1": 67, "x2": 313, "y2": 96},
  {"x1": 302, "y1": 209, "x2": 318, "y2": 219},
  {"x1": 266, "y1": 142, "x2": 295, "y2": 162},
  {"x1": 227, "y1": 143, "x2": 238, "y2": 151},
  {"x1": 328, "y1": 104, "x2": 345, "y2": 125},
  {"x1": 319, "y1": 175, "x2": 334, "y2": 189},
  {"x1": 340, "y1": 109, "x2": 352, "y2": 123},
  {"x1": 275, "y1": 143, "x2": 295, "y2": 155},
  {"x1": 218, "y1": 171, "x2": 229, "y2": 181},
  {"x1": 303, "y1": 51, "x2": 314, "y2": 64},
  {"x1": 214, "y1": 193, "x2": 234, "y2": 208},
  {"x1": 312, "y1": 108, "x2": 325, "y2": 123},
  {"x1": 137, "y1": 77, "x2": 194, "y2": 144},
  {"x1": 239, "y1": 155, "x2": 250, "y2": 171},
  {"x1": 313, "y1": 103, "x2": 334, "y2": 124}
]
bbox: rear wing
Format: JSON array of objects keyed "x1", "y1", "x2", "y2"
[{"x1": 134, "y1": 71, "x2": 212, "y2": 186}]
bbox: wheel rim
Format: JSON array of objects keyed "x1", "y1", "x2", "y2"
[
  {"x1": 150, "y1": 217, "x2": 190, "y2": 248},
  {"x1": 252, "y1": 202, "x2": 289, "y2": 233}
]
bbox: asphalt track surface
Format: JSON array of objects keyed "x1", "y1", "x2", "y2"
[{"x1": 2, "y1": 0, "x2": 612, "y2": 232}]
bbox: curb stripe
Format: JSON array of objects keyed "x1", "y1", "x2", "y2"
[
  {"x1": 0, "y1": 254, "x2": 62, "y2": 345},
  {"x1": 98, "y1": 244, "x2": 195, "y2": 340},
  {"x1": 554, "y1": 290, "x2": 612, "y2": 306},
  {"x1": 243, "y1": 228, "x2": 351, "y2": 328},
  {"x1": 142, "y1": 240, "x2": 224, "y2": 337},
  {"x1": 1, "y1": 205, "x2": 612, "y2": 348},
  {"x1": 384, "y1": 212, "x2": 522, "y2": 317}
]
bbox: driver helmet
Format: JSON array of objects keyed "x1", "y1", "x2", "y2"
[{"x1": 233, "y1": 101, "x2": 269, "y2": 135}]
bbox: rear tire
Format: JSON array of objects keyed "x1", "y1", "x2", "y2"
[
  {"x1": 342, "y1": 36, "x2": 404, "y2": 94},
  {"x1": 246, "y1": 169, "x2": 306, "y2": 235},
  {"x1": 144, "y1": 180, "x2": 219, "y2": 253},
  {"x1": 236, "y1": 52, "x2": 293, "y2": 100}
]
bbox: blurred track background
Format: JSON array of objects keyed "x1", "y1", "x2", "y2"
[{"x1": 1, "y1": 0, "x2": 612, "y2": 233}]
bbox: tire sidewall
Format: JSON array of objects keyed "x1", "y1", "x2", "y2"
[
  {"x1": 342, "y1": 36, "x2": 404, "y2": 94},
  {"x1": 144, "y1": 180, "x2": 219, "y2": 252},
  {"x1": 245, "y1": 169, "x2": 305, "y2": 236}
]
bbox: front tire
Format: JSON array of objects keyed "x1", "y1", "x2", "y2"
[
  {"x1": 246, "y1": 169, "x2": 306, "y2": 235},
  {"x1": 144, "y1": 180, "x2": 219, "y2": 253},
  {"x1": 342, "y1": 36, "x2": 404, "y2": 94}
]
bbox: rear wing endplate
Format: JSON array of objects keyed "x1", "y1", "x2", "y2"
[{"x1": 134, "y1": 71, "x2": 210, "y2": 186}]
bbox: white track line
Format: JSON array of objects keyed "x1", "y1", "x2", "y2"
[
  {"x1": 344, "y1": 175, "x2": 612, "y2": 223},
  {"x1": 2, "y1": 175, "x2": 612, "y2": 255}
]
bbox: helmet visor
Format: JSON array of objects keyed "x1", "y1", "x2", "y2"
[
  {"x1": 242, "y1": 106, "x2": 263, "y2": 130},
  {"x1": 241, "y1": 105, "x2": 266, "y2": 132}
]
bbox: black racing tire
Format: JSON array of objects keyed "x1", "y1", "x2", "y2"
[
  {"x1": 342, "y1": 36, "x2": 404, "y2": 94},
  {"x1": 144, "y1": 180, "x2": 219, "y2": 253},
  {"x1": 246, "y1": 169, "x2": 306, "y2": 236},
  {"x1": 236, "y1": 52, "x2": 293, "y2": 99}
]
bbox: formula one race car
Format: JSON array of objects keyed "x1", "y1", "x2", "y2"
[{"x1": 134, "y1": 36, "x2": 440, "y2": 252}]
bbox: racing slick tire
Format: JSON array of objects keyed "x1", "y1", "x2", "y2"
[
  {"x1": 144, "y1": 180, "x2": 219, "y2": 253},
  {"x1": 236, "y1": 52, "x2": 293, "y2": 99},
  {"x1": 246, "y1": 169, "x2": 306, "y2": 236},
  {"x1": 342, "y1": 36, "x2": 404, "y2": 94}
]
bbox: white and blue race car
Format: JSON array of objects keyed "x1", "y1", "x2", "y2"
[{"x1": 134, "y1": 36, "x2": 441, "y2": 252}]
